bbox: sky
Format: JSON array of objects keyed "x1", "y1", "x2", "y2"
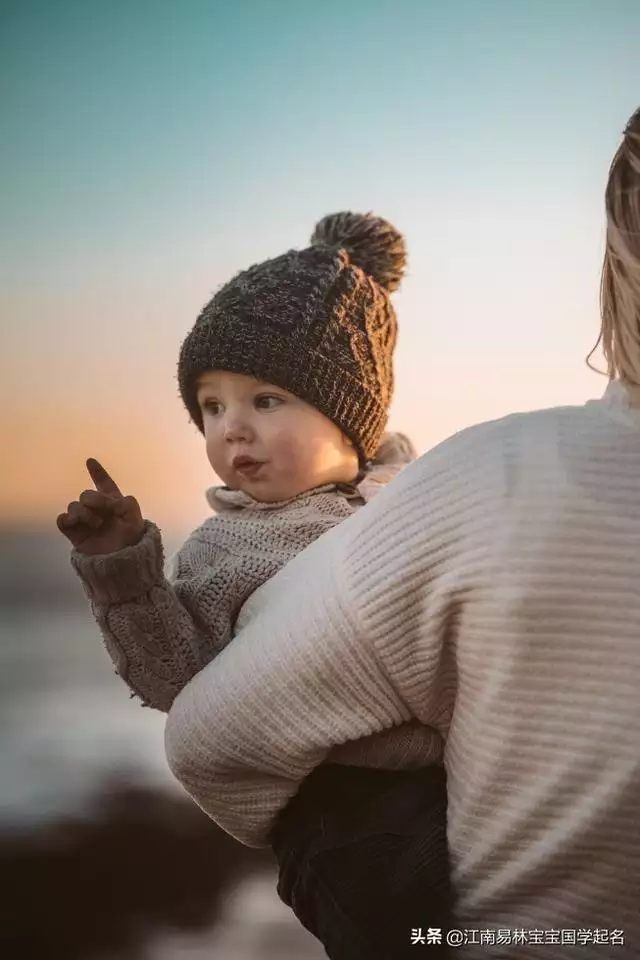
[{"x1": 2, "y1": 0, "x2": 639, "y2": 539}]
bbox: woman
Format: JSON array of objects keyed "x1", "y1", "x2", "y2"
[{"x1": 165, "y1": 109, "x2": 640, "y2": 958}]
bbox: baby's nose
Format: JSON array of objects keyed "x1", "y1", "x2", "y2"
[{"x1": 223, "y1": 414, "x2": 252, "y2": 442}]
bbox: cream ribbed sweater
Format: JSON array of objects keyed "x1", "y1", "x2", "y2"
[{"x1": 165, "y1": 382, "x2": 640, "y2": 958}]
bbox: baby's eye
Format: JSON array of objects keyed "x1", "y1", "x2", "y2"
[
  {"x1": 255, "y1": 394, "x2": 284, "y2": 410},
  {"x1": 202, "y1": 399, "x2": 223, "y2": 416}
]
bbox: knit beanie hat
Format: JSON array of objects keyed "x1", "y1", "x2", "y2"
[{"x1": 178, "y1": 211, "x2": 406, "y2": 462}]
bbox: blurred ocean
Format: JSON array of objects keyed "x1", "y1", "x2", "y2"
[
  {"x1": 0, "y1": 606, "x2": 169, "y2": 821},
  {"x1": 0, "y1": 527, "x2": 324, "y2": 959}
]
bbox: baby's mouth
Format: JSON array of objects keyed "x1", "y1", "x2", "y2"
[{"x1": 232, "y1": 456, "x2": 266, "y2": 478}]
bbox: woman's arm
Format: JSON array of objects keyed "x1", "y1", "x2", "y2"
[{"x1": 164, "y1": 436, "x2": 470, "y2": 846}]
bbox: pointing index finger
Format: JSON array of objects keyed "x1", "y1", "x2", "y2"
[{"x1": 86, "y1": 458, "x2": 122, "y2": 497}]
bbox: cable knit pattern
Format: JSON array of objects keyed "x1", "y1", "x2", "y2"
[
  {"x1": 165, "y1": 383, "x2": 640, "y2": 958},
  {"x1": 70, "y1": 437, "x2": 440, "y2": 768}
]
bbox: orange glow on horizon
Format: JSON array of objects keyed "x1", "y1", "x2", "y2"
[{"x1": 2, "y1": 406, "x2": 217, "y2": 536}]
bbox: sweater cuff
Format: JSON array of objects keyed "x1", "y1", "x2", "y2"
[{"x1": 70, "y1": 521, "x2": 165, "y2": 605}]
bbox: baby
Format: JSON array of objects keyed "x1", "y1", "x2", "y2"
[{"x1": 58, "y1": 212, "x2": 451, "y2": 958}]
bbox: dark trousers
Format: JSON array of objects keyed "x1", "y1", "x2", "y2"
[{"x1": 270, "y1": 763, "x2": 452, "y2": 959}]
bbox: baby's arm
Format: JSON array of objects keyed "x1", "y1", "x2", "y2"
[
  {"x1": 58, "y1": 460, "x2": 243, "y2": 712},
  {"x1": 71, "y1": 523, "x2": 263, "y2": 712},
  {"x1": 70, "y1": 523, "x2": 206, "y2": 711}
]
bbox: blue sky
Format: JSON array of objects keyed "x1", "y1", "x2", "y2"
[
  {"x1": 2, "y1": 0, "x2": 639, "y2": 533},
  {"x1": 4, "y1": 1, "x2": 638, "y2": 265}
]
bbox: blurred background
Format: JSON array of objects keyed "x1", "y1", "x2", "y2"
[{"x1": 1, "y1": 0, "x2": 639, "y2": 956}]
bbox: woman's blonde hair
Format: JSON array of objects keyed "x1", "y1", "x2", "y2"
[{"x1": 588, "y1": 108, "x2": 640, "y2": 384}]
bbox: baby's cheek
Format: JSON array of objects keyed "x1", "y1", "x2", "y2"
[
  {"x1": 272, "y1": 432, "x2": 313, "y2": 477},
  {"x1": 205, "y1": 435, "x2": 230, "y2": 482}
]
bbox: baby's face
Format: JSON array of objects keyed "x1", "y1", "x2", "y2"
[{"x1": 196, "y1": 371, "x2": 359, "y2": 502}]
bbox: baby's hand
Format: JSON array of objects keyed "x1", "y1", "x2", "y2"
[{"x1": 57, "y1": 459, "x2": 145, "y2": 555}]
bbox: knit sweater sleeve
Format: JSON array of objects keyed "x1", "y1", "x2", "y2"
[
  {"x1": 70, "y1": 521, "x2": 248, "y2": 712},
  {"x1": 164, "y1": 431, "x2": 475, "y2": 847}
]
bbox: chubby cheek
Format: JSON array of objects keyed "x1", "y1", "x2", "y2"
[{"x1": 269, "y1": 431, "x2": 312, "y2": 478}]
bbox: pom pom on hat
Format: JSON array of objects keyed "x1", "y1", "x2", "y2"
[{"x1": 310, "y1": 211, "x2": 406, "y2": 293}]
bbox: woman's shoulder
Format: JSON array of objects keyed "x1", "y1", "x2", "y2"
[
  {"x1": 373, "y1": 399, "x2": 606, "y2": 513},
  {"x1": 427, "y1": 398, "x2": 602, "y2": 459}
]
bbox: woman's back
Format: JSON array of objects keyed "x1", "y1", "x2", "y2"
[{"x1": 436, "y1": 386, "x2": 640, "y2": 949}]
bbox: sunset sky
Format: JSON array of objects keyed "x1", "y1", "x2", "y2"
[{"x1": 2, "y1": 0, "x2": 639, "y2": 541}]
